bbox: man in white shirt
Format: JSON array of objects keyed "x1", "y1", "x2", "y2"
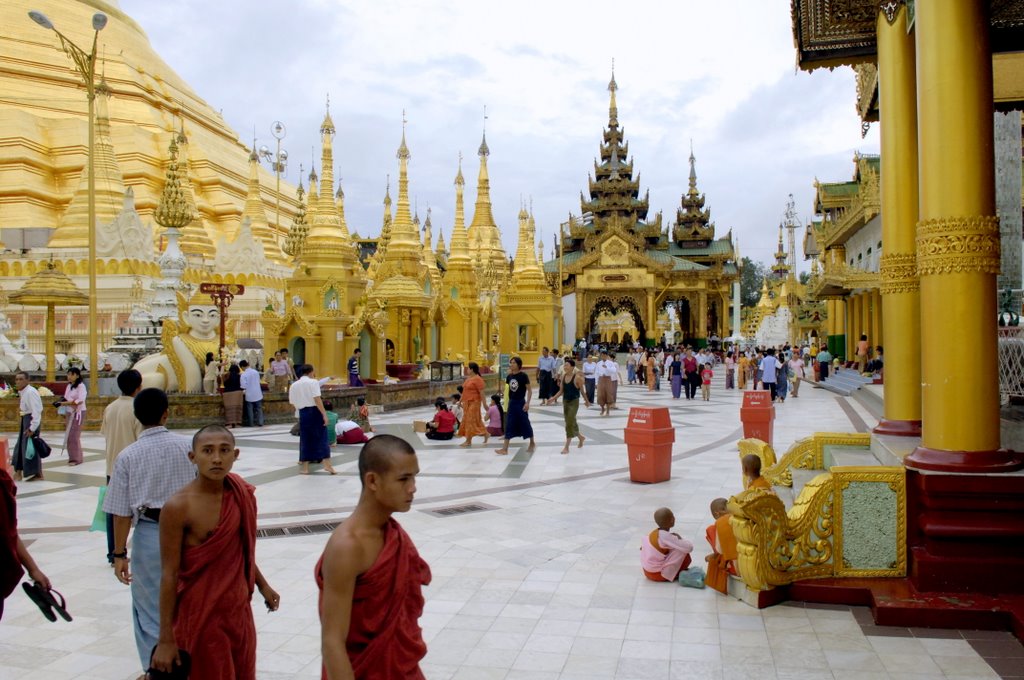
[
  {"x1": 11, "y1": 371, "x2": 43, "y2": 481},
  {"x1": 239, "y1": 359, "x2": 264, "y2": 427},
  {"x1": 760, "y1": 348, "x2": 780, "y2": 402},
  {"x1": 582, "y1": 355, "x2": 598, "y2": 404},
  {"x1": 605, "y1": 352, "x2": 621, "y2": 410}
]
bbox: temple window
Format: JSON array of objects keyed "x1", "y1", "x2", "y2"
[{"x1": 516, "y1": 324, "x2": 538, "y2": 352}]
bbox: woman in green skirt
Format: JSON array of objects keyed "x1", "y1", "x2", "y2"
[{"x1": 546, "y1": 358, "x2": 590, "y2": 454}]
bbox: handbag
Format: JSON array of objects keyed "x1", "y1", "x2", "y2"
[
  {"x1": 31, "y1": 434, "x2": 51, "y2": 459},
  {"x1": 147, "y1": 648, "x2": 192, "y2": 680},
  {"x1": 677, "y1": 567, "x2": 707, "y2": 589},
  {"x1": 89, "y1": 486, "x2": 107, "y2": 532}
]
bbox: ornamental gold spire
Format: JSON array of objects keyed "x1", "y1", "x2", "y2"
[
  {"x1": 448, "y1": 154, "x2": 471, "y2": 264},
  {"x1": 239, "y1": 142, "x2": 282, "y2": 261},
  {"x1": 282, "y1": 174, "x2": 308, "y2": 258},
  {"x1": 52, "y1": 77, "x2": 126, "y2": 247},
  {"x1": 154, "y1": 134, "x2": 195, "y2": 230},
  {"x1": 511, "y1": 198, "x2": 545, "y2": 289},
  {"x1": 674, "y1": 145, "x2": 715, "y2": 244},
  {"x1": 306, "y1": 164, "x2": 319, "y2": 224},
  {"x1": 389, "y1": 114, "x2": 418, "y2": 248},
  {"x1": 174, "y1": 125, "x2": 215, "y2": 256}
]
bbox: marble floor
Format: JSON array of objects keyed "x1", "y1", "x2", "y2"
[{"x1": 2, "y1": 373, "x2": 1017, "y2": 679}]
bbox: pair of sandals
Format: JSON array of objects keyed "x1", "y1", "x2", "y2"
[{"x1": 22, "y1": 581, "x2": 72, "y2": 622}]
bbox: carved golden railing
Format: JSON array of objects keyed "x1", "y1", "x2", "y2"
[
  {"x1": 728, "y1": 465, "x2": 906, "y2": 592},
  {"x1": 737, "y1": 432, "x2": 871, "y2": 487}
]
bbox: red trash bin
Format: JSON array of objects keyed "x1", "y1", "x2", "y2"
[
  {"x1": 624, "y1": 407, "x2": 674, "y2": 483},
  {"x1": 740, "y1": 390, "x2": 775, "y2": 447}
]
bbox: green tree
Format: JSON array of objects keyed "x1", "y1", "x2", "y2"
[
  {"x1": 740, "y1": 257, "x2": 767, "y2": 308},
  {"x1": 799, "y1": 271, "x2": 811, "y2": 285}
]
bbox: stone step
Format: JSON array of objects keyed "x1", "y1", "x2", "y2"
[
  {"x1": 871, "y1": 434, "x2": 918, "y2": 467},
  {"x1": 815, "y1": 379, "x2": 855, "y2": 397},
  {"x1": 792, "y1": 468, "x2": 823, "y2": 500},
  {"x1": 824, "y1": 444, "x2": 877, "y2": 468}
]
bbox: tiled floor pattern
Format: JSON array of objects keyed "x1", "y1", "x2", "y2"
[{"x1": 2, "y1": 372, "x2": 1019, "y2": 679}]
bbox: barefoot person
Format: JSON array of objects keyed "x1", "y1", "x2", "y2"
[
  {"x1": 1, "y1": 465, "x2": 53, "y2": 621},
  {"x1": 289, "y1": 364, "x2": 336, "y2": 475},
  {"x1": 704, "y1": 498, "x2": 739, "y2": 594},
  {"x1": 495, "y1": 357, "x2": 535, "y2": 455},
  {"x1": 103, "y1": 388, "x2": 195, "y2": 674},
  {"x1": 317, "y1": 435, "x2": 432, "y2": 679},
  {"x1": 457, "y1": 362, "x2": 488, "y2": 448},
  {"x1": 545, "y1": 358, "x2": 589, "y2": 454},
  {"x1": 151, "y1": 425, "x2": 280, "y2": 679},
  {"x1": 640, "y1": 507, "x2": 694, "y2": 582}
]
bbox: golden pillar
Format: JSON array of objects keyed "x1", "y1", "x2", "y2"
[
  {"x1": 906, "y1": 0, "x2": 1019, "y2": 470},
  {"x1": 45, "y1": 303, "x2": 56, "y2": 383},
  {"x1": 875, "y1": 4, "x2": 922, "y2": 436},
  {"x1": 871, "y1": 290, "x2": 882, "y2": 357},
  {"x1": 861, "y1": 292, "x2": 871, "y2": 348}
]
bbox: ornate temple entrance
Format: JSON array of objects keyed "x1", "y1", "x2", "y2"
[
  {"x1": 587, "y1": 294, "x2": 646, "y2": 346},
  {"x1": 545, "y1": 72, "x2": 739, "y2": 349}
]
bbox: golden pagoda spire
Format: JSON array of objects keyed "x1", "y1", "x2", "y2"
[
  {"x1": 447, "y1": 154, "x2": 473, "y2": 265},
  {"x1": 306, "y1": 102, "x2": 350, "y2": 242},
  {"x1": 422, "y1": 207, "x2": 441, "y2": 287},
  {"x1": 305, "y1": 162, "x2": 319, "y2": 224},
  {"x1": 52, "y1": 77, "x2": 126, "y2": 248},
  {"x1": 390, "y1": 112, "x2": 418, "y2": 245},
  {"x1": 529, "y1": 204, "x2": 543, "y2": 269},
  {"x1": 173, "y1": 124, "x2": 215, "y2": 257},
  {"x1": 282, "y1": 172, "x2": 308, "y2": 258},
  {"x1": 511, "y1": 198, "x2": 545, "y2": 288},
  {"x1": 239, "y1": 142, "x2": 283, "y2": 260},
  {"x1": 335, "y1": 182, "x2": 349, "y2": 237},
  {"x1": 608, "y1": 62, "x2": 619, "y2": 127}
]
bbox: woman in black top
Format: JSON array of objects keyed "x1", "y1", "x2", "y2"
[
  {"x1": 546, "y1": 357, "x2": 589, "y2": 454},
  {"x1": 222, "y1": 363, "x2": 243, "y2": 428},
  {"x1": 495, "y1": 357, "x2": 535, "y2": 455}
]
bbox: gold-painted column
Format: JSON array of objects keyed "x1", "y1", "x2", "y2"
[
  {"x1": 906, "y1": 0, "x2": 1019, "y2": 470},
  {"x1": 871, "y1": 290, "x2": 882, "y2": 356},
  {"x1": 861, "y1": 292, "x2": 871, "y2": 348},
  {"x1": 876, "y1": 3, "x2": 922, "y2": 436},
  {"x1": 45, "y1": 303, "x2": 55, "y2": 383}
]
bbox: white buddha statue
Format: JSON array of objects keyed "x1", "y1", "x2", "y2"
[{"x1": 133, "y1": 292, "x2": 233, "y2": 393}]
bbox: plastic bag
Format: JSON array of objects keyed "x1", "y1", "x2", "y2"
[
  {"x1": 677, "y1": 567, "x2": 706, "y2": 589},
  {"x1": 89, "y1": 486, "x2": 107, "y2": 532},
  {"x1": 25, "y1": 437, "x2": 35, "y2": 461}
]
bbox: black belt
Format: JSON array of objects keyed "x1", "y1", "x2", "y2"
[{"x1": 141, "y1": 507, "x2": 161, "y2": 522}]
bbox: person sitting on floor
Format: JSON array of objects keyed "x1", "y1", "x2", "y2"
[
  {"x1": 742, "y1": 454, "x2": 773, "y2": 491},
  {"x1": 640, "y1": 507, "x2": 694, "y2": 583},
  {"x1": 704, "y1": 498, "x2": 739, "y2": 594},
  {"x1": 335, "y1": 419, "x2": 370, "y2": 445},
  {"x1": 324, "y1": 401, "x2": 339, "y2": 446},
  {"x1": 425, "y1": 401, "x2": 457, "y2": 441}
]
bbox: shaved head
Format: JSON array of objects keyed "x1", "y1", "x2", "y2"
[
  {"x1": 654, "y1": 507, "x2": 674, "y2": 530},
  {"x1": 710, "y1": 498, "x2": 728, "y2": 518},
  {"x1": 358, "y1": 434, "x2": 416, "y2": 486},
  {"x1": 741, "y1": 454, "x2": 762, "y2": 476}
]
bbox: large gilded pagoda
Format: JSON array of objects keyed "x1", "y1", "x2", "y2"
[{"x1": 545, "y1": 72, "x2": 739, "y2": 347}]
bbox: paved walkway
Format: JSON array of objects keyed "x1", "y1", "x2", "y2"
[{"x1": 1, "y1": 372, "x2": 1013, "y2": 679}]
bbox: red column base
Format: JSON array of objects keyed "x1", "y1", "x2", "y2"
[
  {"x1": 905, "y1": 446, "x2": 1024, "y2": 473},
  {"x1": 872, "y1": 418, "x2": 922, "y2": 437}
]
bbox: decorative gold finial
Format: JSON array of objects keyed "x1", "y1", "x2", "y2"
[
  {"x1": 478, "y1": 106, "x2": 490, "y2": 158},
  {"x1": 154, "y1": 134, "x2": 195, "y2": 230},
  {"x1": 397, "y1": 111, "x2": 410, "y2": 160}
]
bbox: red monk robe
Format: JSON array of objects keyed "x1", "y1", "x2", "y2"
[
  {"x1": 316, "y1": 518, "x2": 432, "y2": 680},
  {"x1": 0, "y1": 469, "x2": 24, "y2": 620},
  {"x1": 704, "y1": 513, "x2": 739, "y2": 594},
  {"x1": 173, "y1": 473, "x2": 258, "y2": 680}
]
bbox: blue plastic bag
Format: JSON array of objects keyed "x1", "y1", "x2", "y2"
[
  {"x1": 89, "y1": 486, "x2": 107, "y2": 532},
  {"x1": 24, "y1": 437, "x2": 35, "y2": 461},
  {"x1": 677, "y1": 567, "x2": 706, "y2": 589}
]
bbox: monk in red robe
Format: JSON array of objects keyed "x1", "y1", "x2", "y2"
[
  {"x1": 0, "y1": 468, "x2": 51, "y2": 620},
  {"x1": 152, "y1": 425, "x2": 279, "y2": 679},
  {"x1": 742, "y1": 454, "x2": 773, "y2": 491},
  {"x1": 317, "y1": 434, "x2": 432, "y2": 680},
  {"x1": 704, "y1": 498, "x2": 739, "y2": 594}
]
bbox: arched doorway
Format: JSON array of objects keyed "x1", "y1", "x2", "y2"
[
  {"x1": 588, "y1": 295, "x2": 646, "y2": 348},
  {"x1": 288, "y1": 336, "x2": 306, "y2": 365}
]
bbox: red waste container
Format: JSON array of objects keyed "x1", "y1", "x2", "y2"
[
  {"x1": 624, "y1": 407, "x2": 674, "y2": 483},
  {"x1": 740, "y1": 390, "x2": 775, "y2": 447}
]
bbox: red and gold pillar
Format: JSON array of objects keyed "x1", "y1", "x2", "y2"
[{"x1": 906, "y1": 0, "x2": 1020, "y2": 470}]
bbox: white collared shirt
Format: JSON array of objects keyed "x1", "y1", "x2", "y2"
[
  {"x1": 18, "y1": 384, "x2": 42, "y2": 432},
  {"x1": 288, "y1": 375, "x2": 321, "y2": 409}
]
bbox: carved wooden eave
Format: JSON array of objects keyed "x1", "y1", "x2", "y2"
[
  {"x1": 263, "y1": 306, "x2": 319, "y2": 337},
  {"x1": 793, "y1": 0, "x2": 1024, "y2": 73}
]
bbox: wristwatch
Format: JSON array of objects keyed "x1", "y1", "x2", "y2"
[{"x1": 111, "y1": 550, "x2": 127, "y2": 559}]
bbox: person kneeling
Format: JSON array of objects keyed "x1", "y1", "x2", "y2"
[
  {"x1": 335, "y1": 419, "x2": 370, "y2": 445},
  {"x1": 425, "y1": 401, "x2": 456, "y2": 440},
  {"x1": 640, "y1": 507, "x2": 694, "y2": 582}
]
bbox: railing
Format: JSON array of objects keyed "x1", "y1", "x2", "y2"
[{"x1": 998, "y1": 326, "x2": 1024, "y2": 405}]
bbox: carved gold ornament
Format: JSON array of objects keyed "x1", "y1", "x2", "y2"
[
  {"x1": 879, "y1": 0, "x2": 905, "y2": 24},
  {"x1": 916, "y1": 216, "x2": 1001, "y2": 277},
  {"x1": 879, "y1": 253, "x2": 919, "y2": 295}
]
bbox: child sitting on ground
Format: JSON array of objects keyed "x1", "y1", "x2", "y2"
[
  {"x1": 640, "y1": 507, "x2": 694, "y2": 582},
  {"x1": 704, "y1": 497, "x2": 739, "y2": 594},
  {"x1": 323, "y1": 401, "x2": 339, "y2": 446},
  {"x1": 425, "y1": 400, "x2": 457, "y2": 440},
  {"x1": 486, "y1": 394, "x2": 504, "y2": 438},
  {"x1": 742, "y1": 454, "x2": 773, "y2": 491}
]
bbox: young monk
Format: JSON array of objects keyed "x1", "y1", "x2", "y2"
[
  {"x1": 640, "y1": 507, "x2": 694, "y2": 582},
  {"x1": 742, "y1": 454, "x2": 773, "y2": 491},
  {"x1": 317, "y1": 435, "x2": 432, "y2": 679},
  {"x1": 151, "y1": 425, "x2": 280, "y2": 679},
  {"x1": 704, "y1": 498, "x2": 739, "y2": 594}
]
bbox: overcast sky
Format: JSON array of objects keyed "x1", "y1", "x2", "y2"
[{"x1": 121, "y1": 0, "x2": 879, "y2": 269}]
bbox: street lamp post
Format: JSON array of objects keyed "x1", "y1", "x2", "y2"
[
  {"x1": 28, "y1": 9, "x2": 107, "y2": 395},
  {"x1": 260, "y1": 122, "x2": 288, "y2": 250}
]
